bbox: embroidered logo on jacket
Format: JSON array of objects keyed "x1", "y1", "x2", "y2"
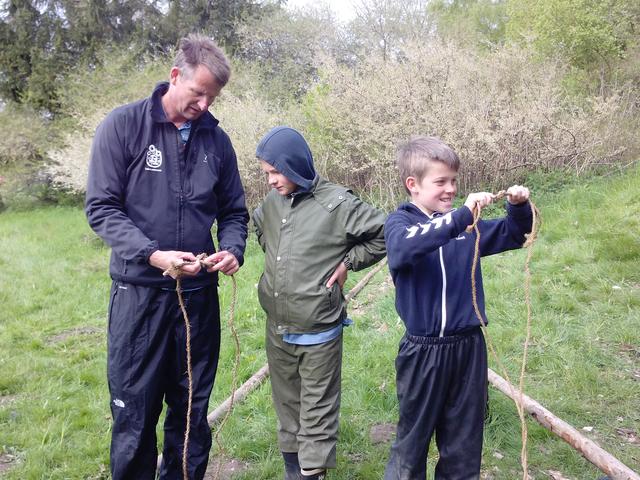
[
  {"x1": 405, "y1": 211, "x2": 453, "y2": 238},
  {"x1": 145, "y1": 145, "x2": 163, "y2": 171}
]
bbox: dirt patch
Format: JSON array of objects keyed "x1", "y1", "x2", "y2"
[
  {"x1": 0, "y1": 395, "x2": 17, "y2": 408},
  {"x1": 203, "y1": 456, "x2": 250, "y2": 479},
  {"x1": 615, "y1": 427, "x2": 639, "y2": 444},
  {"x1": 620, "y1": 343, "x2": 640, "y2": 359},
  {"x1": 370, "y1": 422, "x2": 396, "y2": 445},
  {"x1": 0, "y1": 452, "x2": 18, "y2": 474},
  {"x1": 47, "y1": 326, "x2": 103, "y2": 344}
]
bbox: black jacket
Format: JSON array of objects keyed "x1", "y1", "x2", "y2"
[{"x1": 86, "y1": 82, "x2": 249, "y2": 288}]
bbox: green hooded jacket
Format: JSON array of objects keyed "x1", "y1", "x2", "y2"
[{"x1": 253, "y1": 176, "x2": 386, "y2": 334}]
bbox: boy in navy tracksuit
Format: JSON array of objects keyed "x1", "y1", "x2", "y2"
[{"x1": 383, "y1": 136, "x2": 533, "y2": 479}]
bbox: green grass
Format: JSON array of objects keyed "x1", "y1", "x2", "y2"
[{"x1": 1, "y1": 167, "x2": 639, "y2": 479}]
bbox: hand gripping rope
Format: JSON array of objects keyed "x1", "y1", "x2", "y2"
[
  {"x1": 465, "y1": 191, "x2": 540, "y2": 480},
  {"x1": 163, "y1": 254, "x2": 240, "y2": 480}
]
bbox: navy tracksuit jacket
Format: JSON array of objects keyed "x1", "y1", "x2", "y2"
[{"x1": 86, "y1": 82, "x2": 248, "y2": 480}]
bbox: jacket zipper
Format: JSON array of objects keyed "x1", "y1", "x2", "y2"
[{"x1": 438, "y1": 246, "x2": 447, "y2": 337}]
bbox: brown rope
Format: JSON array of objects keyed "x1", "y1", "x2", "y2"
[
  {"x1": 163, "y1": 254, "x2": 240, "y2": 480},
  {"x1": 467, "y1": 192, "x2": 541, "y2": 480},
  {"x1": 211, "y1": 274, "x2": 240, "y2": 480}
]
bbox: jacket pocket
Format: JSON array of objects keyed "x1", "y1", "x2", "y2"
[{"x1": 257, "y1": 273, "x2": 274, "y2": 317}]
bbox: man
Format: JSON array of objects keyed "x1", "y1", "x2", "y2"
[{"x1": 85, "y1": 34, "x2": 249, "y2": 480}]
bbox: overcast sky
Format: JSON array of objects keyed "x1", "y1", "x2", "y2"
[{"x1": 284, "y1": 0, "x2": 357, "y2": 22}]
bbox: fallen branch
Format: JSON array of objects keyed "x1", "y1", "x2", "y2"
[
  {"x1": 488, "y1": 368, "x2": 640, "y2": 480},
  {"x1": 207, "y1": 364, "x2": 270, "y2": 426}
]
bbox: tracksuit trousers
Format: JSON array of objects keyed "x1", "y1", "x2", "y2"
[
  {"x1": 384, "y1": 327, "x2": 487, "y2": 480},
  {"x1": 266, "y1": 321, "x2": 343, "y2": 470},
  {"x1": 107, "y1": 281, "x2": 221, "y2": 480}
]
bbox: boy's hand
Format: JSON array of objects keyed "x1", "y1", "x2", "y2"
[
  {"x1": 326, "y1": 262, "x2": 348, "y2": 290},
  {"x1": 506, "y1": 185, "x2": 530, "y2": 205},
  {"x1": 464, "y1": 192, "x2": 495, "y2": 212}
]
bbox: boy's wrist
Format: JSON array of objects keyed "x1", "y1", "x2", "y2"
[{"x1": 343, "y1": 256, "x2": 353, "y2": 271}]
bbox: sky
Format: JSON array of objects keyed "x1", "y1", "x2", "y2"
[{"x1": 284, "y1": 0, "x2": 357, "y2": 23}]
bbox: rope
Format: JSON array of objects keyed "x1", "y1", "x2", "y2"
[
  {"x1": 211, "y1": 274, "x2": 240, "y2": 480},
  {"x1": 466, "y1": 192, "x2": 541, "y2": 480},
  {"x1": 163, "y1": 254, "x2": 240, "y2": 480}
]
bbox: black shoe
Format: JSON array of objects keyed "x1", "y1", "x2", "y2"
[
  {"x1": 282, "y1": 452, "x2": 301, "y2": 480},
  {"x1": 301, "y1": 468, "x2": 326, "y2": 480}
]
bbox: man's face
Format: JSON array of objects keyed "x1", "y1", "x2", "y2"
[
  {"x1": 167, "y1": 65, "x2": 222, "y2": 123},
  {"x1": 259, "y1": 160, "x2": 298, "y2": 196}
]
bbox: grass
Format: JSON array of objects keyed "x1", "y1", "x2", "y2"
[{"x1": 1, "y1": 166, "x2": 639, "y2": 479}]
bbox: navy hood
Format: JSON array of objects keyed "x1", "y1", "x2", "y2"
[{"x1": 256, "y1": 126, "x2": 316, "y2": 192}]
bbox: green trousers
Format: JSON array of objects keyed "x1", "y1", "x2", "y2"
[{"x1": 266, "y1": 321, "x2": 343, "y2": 470}]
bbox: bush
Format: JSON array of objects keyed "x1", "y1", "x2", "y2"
[{"x1": 300, "y1": 41, "x2": 640, "y2": 209}]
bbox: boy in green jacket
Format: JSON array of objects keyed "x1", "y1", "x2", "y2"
[{"x1": 253, "y1": 126, "x2": 386, "y2": 479}]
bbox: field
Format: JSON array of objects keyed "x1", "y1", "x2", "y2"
[{"x1": 1, "y1": 168, "x2": 639, "y2": 479}]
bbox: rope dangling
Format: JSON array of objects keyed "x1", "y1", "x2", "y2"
[
  {"x1": 211, "y1": 274, "x2": 240, "y2": 480},
  {"x1": 467, "y1": 192, "x2": 541, "y2": 480},
  {"x1": 163, "y1": 254, "x2": 240, "y2": 480}
]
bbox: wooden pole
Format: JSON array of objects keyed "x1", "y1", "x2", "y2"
[
  {"x1": 488, "y1": 368, "x2": 640, "y2": 480},
  {"x1": 206, "y1": 364, "x2": 270, "y2": 426}
]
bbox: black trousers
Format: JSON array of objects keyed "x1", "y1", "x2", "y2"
[
  {"x1": 384, "y1": 328, "x2": 487, "y2": 480},
  {"x1": 107, "y1": 281, "x2": 220, "y2": 480}
]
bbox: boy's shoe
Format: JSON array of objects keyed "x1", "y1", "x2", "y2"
[
  {"x1": 282, "y1": 452, "x2": 302, "y2": 480},
  {"x1": 301, "y1": 468, "x2": 326, "y2": 479}
]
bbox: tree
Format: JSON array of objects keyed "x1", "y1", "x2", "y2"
[
  {"x1": 506, "y1": 0, "x2": 636, "y2": 71},
  {"x1": 347, "y1": 0, "x2": 433, "y2": 62},
  {"x1": 428, "y1": 0, "x2": 508, "y2": 48}
]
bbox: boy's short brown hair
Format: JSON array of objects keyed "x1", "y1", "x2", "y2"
[{"x1": 396, "y1": 136, "x2": 460, "y2": 194}]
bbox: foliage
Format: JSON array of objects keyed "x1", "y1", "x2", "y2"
[
  {"x1": 1, "y1": 167, "x2": 639, "y2": 478},
  {"x1": 348, "y1": 0, "x2": 433, "y2": 61},
  {"x1": 429, "y1": 0, "x2": 508, "y2": 48},
  {"x1": 235, "y1": 6, "x2": 341, "y2": 103},
  {"x1": 506, "y1": 0, "x2": 640, "y2": 89},
  {"x1": 0, "y1": 0, "x2": 275, "y2": 112},
  {"x1": 300, "y1": 41, "x2": 639, "y2": 210}
]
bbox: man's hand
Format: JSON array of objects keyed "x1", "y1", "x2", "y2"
[
  {"x1": 149, "y1": 250, "x2": 201, "y2": 279},
  {"x1": 326, "y1": 261, "x2": 348, "y2": 289},
  {"x1": 506, "y1": 185, "x2": 530, "y2": 205},
  {"x1": 203, "y1": 250, "x2": 240, "y2": 276}
]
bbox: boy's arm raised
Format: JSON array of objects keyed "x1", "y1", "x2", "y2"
[
  {"x1": 478, "y1": 185, "x2": 533, "y2": 256},
  {"x1": 384, "y1": 207, "x2": 474, "y2": 270}
]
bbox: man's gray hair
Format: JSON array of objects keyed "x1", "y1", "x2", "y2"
[{"x1": 174, "y1": 34, "x2": 231, "y2": 87}]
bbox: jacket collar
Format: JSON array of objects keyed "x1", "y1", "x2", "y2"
[
  {"x1": 401, "y1": 201, "x2": 452, "y2": 220},
  {"x1": 149, "y1": 81, "x2": 220, "y2": 130}
]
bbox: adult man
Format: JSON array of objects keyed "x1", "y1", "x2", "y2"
[{"x1": 85, "y1": 34, "x2": 249, "y2": 479}]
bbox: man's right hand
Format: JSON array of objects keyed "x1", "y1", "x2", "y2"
[{"x1": 149, "y1": 250, "x2": 201, "y2": 279}]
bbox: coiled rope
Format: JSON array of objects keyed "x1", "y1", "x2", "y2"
[
  {"x1": 466, "y1": 192, "x2": 541, "y2": 480},
  {"x1": 163, "y1": 254, "x2": 240, "y2": 480}
]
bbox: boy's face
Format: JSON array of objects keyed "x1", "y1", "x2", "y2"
[
  {"x1": 259, "y1": 160, "x2": 298, "y2": 196},
  {"x1": 406, "y1": 161, "x2": 458, "y2": 215}
]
